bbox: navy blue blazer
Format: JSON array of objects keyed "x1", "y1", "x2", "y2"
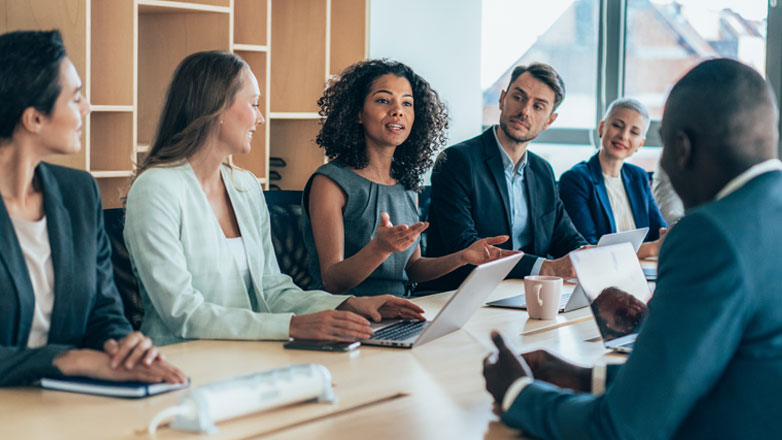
[
  {"x1": 502, "y1": 170, "x2": 782, "y2": 439},
  {"x1": 425, "y1": 128, "x2": 587, "y2": 290},
  {"x1": 0, "y1": 163, "x2": 132, "y2": 386},
  {"x1": 559, "y1": 153, "x2": 667, "y2": 244}
]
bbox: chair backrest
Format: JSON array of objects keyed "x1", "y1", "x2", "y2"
[
  {"x1": 103, "y1": 208, "x2": 143, "y2": 330},
  {"x1": 418, "y1": 185, "x2": 432, "y2": 255},
  {"x1": 263, "y1": 190, "x2": 313, "y2": 290}
]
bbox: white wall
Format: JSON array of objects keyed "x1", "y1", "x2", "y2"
[{"x1": 368, "y1": 0, "x2": 482, "y2": 146}]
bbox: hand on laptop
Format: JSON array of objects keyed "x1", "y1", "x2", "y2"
[
  {"x1": 459, "y1": 235, "x2": 521, "y2": 266},
  {"x1": 539, "y1": 254, "x2": 576, "y2": 279},
  {"x1": 483, "y1": 331, "x2": 533, "y2": 405},
  {"x1": 637, "y1": 227, "x2": 668, "y2": 259},
  {"x1": 521, "y1": 350, "x2": 590, "y2": 392},
  {"x1": 337, "y1": 295, "x2": 426, "y2": 322},
  {"x1": 290, "y1": 309, "x2": 375, "y2": 341}
]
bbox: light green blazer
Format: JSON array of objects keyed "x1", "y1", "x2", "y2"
[{"x1": 124, "y1": 163, "x2": 348, "y2": 345}]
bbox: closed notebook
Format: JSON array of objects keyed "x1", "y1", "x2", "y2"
[{"x1": 40, "y1": 376, "x2": 189, "y2": 398}]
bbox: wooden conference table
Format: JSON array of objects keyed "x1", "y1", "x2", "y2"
[{"x1": 0, "y1": 273, "x2": 651, "y2": 440}]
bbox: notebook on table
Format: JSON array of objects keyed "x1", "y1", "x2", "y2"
[
  {"x1": 40, "y1": 376, "x2": 189, "y2": 398},
  {"x1": 569, "y1": 242, "x2": 652, "y2": 353},
  {"x1": 361, "y1": 253, "x2": 524, "y2": 348},
  {"x1": 485, "y1": 227, "x2": 649, "y2": 313}
]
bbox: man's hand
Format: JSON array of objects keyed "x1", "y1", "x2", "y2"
[
  {"x1": 338, "y1": 295, "x2": 426, "y2": 322},
  {"x1": 54, "y1": 349, "x2": 187, "y2": 384},
  {"x1": 539, "y1": 254, "x2": 575, "y2": 279},
  {"x1": 483, "y1": 331, "x2": 533, "y2": 405},
  {"x1": 521, "y1": 349, "x2": 591, "y2": 392},
  {"x1": 104, "y1": 331, "x2": 158, "y2": 370},
  {"x1": 460, "y1": 236, "x2": 521, "y2": 266},
  {"x1": 289, "y1": 310, "x2": 374, "y2": 341},
  {"x1": 373, "y1": 212, "x2": 428, "y2": 254}
]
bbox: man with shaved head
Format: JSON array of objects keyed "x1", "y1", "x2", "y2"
[{"x1": 483, "y1": 58, "x2": 782, "y2": 439}]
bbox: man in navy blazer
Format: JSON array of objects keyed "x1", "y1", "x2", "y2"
[
  {"x1": 483, "y1": 59, "x2": 782, "y2": 439},
  {"x1": 425, "y1": 63, "x2": 586, "y2": 290}
]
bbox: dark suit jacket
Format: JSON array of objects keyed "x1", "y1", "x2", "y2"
[
  {"x1": 502, "y1": 170, "x2": 782, "y2": 439},
  {"x1": 0, "y1": 163, "x2": 132, "y2": 386},
  {"x1": 559, "y1": 153, "x2": 667, "y2": 244},
  {"x1": 425, "y1": 128, "x2": 586, "y2": 290}
]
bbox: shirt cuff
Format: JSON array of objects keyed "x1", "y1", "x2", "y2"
[
  {"x1": 592, "y1": 361, "x2": 607, "y2": 395},
  {"x1": 501, "y1": 376, "x2": 534, "y2": 412},
  {"x1": 530, "y1": 258, "x2": 545, "y2": 276}
]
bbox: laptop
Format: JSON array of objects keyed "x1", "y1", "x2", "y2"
[
  {"x1": 361, "y1": 253, "x2": 524, "y2": 348},
  {"x1": 569, "y1": 242, "x2": 652, "y2": 353},
  {"x1": 485, "y1": 227, "x2": 649, "y2": 313}
]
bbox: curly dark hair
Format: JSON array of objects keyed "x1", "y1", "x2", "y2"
[{"x1": 316, "y1": 59, "x2": 449, "y2": 191}]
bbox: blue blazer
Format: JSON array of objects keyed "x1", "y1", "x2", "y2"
[
  {"x1": 425, "y1": 128, "x2": 587, "y2": 290},
  {"x1": 559, "y1": 153, "x2": 666, "y2": 244},
  {"x1": 0, "y1": 163, "x2": 132, "y2": 386},
  {"x1": 502, "y1": 170, "x2": 782, "y2": 439}
]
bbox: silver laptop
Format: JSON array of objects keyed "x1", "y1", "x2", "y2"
[
  {"x1": 569, "y1": 242, "x2": 652, "y2": 353},
  {"x1": 361, "y1": 253, "x2": 524, "y2": 348},
  {"x1": 485, "y1": 227, "x2": 649, "y2": 313}
]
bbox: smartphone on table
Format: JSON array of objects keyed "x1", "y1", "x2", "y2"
[{"x1": 283, "y1": 340, "x2": 360, "y2": 352}]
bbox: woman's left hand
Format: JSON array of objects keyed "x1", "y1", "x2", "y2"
[
  {"x1": 460, "y1": 236, "x2": 521, "y2": 266},
  {"x1": 338, "y1": 295, "x2": 426, "y2": 322},
  {"x1": 103, "y1": 331, "x2": 160, "y2": 370}
]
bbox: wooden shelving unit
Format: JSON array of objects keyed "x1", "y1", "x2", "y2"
[{"x1": 1, "y1": 0, "x2": 367, "y2": 207}]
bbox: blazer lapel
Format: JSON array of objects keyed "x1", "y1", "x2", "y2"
[
  {"x1": 37, "y1": 164, "x2": 76, "y2": 338},
  {"x1": 622, "y1": 165, "x2": 646, "y2": 229},
  {"x1": 588, "y1": 154, "x2": 616, "y2": 233},
  {"x1": 482, "y1": 129, "x2": 512, "y2": 231},
  {"x1": 0, "y1": 191, "x2": 36, "y2": 345},
  {"x1": 523, "y1": 157, "x2": 539, "y2": 252}
]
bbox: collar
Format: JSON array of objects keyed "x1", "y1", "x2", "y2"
[
  {"x1": 492, "y1": 125, "x2": 528, "y2": 175},
  {"x1": 715, "y1": 159, "x2": 782, "y2": 200}
]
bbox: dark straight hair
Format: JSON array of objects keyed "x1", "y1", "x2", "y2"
[
  {"x1": 134, "y1": 50, "x2": 248, "y2": 179},
  {"x1": 0, "y1": 29, "x2": 67, "y2": 141}
]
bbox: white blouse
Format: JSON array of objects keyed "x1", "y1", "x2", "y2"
[
  {"x1": 603, "y1": 173, "x2": 637, "y2": 233},
  {"x1": 11, "y1": 215, "x2": 55, "y2": 348},
  {"x1": 226, "y1": 236, "x2": 252, "y2": 292}
]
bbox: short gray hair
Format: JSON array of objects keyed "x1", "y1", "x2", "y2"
[{"x1": 604, "y1": 98, "x2": 650, "y2": 134}]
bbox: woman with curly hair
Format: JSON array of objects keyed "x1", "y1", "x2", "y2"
[{"x1": 303, "y1": 59, "x2": 516, "y2": 296}]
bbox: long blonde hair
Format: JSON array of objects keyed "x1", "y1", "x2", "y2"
[{"x1": 133, "y1": 51, "x2": 248, "y2": 182}]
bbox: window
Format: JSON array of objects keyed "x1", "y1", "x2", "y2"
[{"x1": 482, "y1": 0, "x2": 780, "y2": 178}]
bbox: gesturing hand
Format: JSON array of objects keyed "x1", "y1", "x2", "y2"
[
  {"x1": 289, "y1": 310, "x2": 374, "y2": 341},
  {"x1": 104, "y1": 331, "x2": 158, "y2": 370},
  {"x1": 483, "y1": 331, "x2": 533, "y2": 405},
  {"x1": 521, "y1": 349, "x2": 591, "y2": 392},
  {"x1": 338, "y1": 295, "x2": 426, "y2": 322},
  {"x1": 373, "y1": 212, "x2": 428, "y2": 254},
  {"x1": 460, "y1": 236, "x2": 520, "y2": 266}
]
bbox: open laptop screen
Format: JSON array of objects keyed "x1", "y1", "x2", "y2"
[{"x1": 570, "y1": 242, "x2": 652, "y2": 342}]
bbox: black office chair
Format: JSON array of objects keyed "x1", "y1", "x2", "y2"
[
  {"x1": 103, "y1": 208, "x2": 144, "y2": 330},
  {"x1": 263, "y1": 190, "x2": 313, "y2": 290},
  {"x1": 417, "y1": 185, "x2": 432, "y2": 255}
]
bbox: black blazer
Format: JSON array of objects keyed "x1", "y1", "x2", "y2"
[
  {"x1": 424, "y1": 128, "x2": 587, "y2": 290},
  {"x1": 0, "y1": 163, "x2": 131, "y2": 386}
]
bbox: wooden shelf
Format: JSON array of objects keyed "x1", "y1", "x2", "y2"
[
  {"x1": 269, "y1": 112, "x2": 321, "y2": 119},
  {"x1": 95, "y1": 177, "x2": 130, "y2": 210},
  {"x1": 271, "y1": 0, "x2": 328, "y2": 113},
  {"x1": 270, "y1": 119, "x2": 326, "y2": 190},
  {"x1": 91, "y1": 105, "x2": 134, "y2": 112},
  {"x1": 232, "y1": 44, "x2": 268, "y2": 52},
  {"x1": 330, "y1": 0, "x2": 367, "y2": 76},
  {"x1": 90, "y1": 0, "x2": 133, "y2": 106},
  {"x1": 91, "y1": 170, "x2": 134, "y2": 178},
  {"x1": 137, "y1": 0, "x2": 231, "y2": 15},
  {"x1": 90, "y1": 112, "x2": 134, "y2": 172},
  {"x1": 234, "y1": 0, "x2": 268, "y2": 46}
]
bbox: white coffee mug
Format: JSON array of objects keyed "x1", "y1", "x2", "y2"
[{"x1": 524, "y1": 275, "x2": 563, "y2": 320}]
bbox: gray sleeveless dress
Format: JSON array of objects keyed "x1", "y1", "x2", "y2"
[{"x1": 302, "y1": 162, "x2": 420, "y2": 296}]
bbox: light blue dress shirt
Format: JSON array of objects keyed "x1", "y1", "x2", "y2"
[{"x1": 493, "y1": 127, "x2": 544, "y2": 275}]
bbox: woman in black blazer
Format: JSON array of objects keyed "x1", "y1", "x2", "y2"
[{"x1": 0, "y1": 30, "x2": 184, "y2": 386}]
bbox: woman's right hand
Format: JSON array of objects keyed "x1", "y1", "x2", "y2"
[
  {"x1": 53, "y1": 349, "x2": 186, "y2": 384},
  {"x1": 372, "y1": 212, "x2": 428, "y2": 254},
  {"x1": 289, "y1": 310, "x2": 374, "y2": 341}
]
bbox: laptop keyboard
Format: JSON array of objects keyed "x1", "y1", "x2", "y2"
[{"x1": 369, "y1": 320, "x2": 428, "y2": 341}]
